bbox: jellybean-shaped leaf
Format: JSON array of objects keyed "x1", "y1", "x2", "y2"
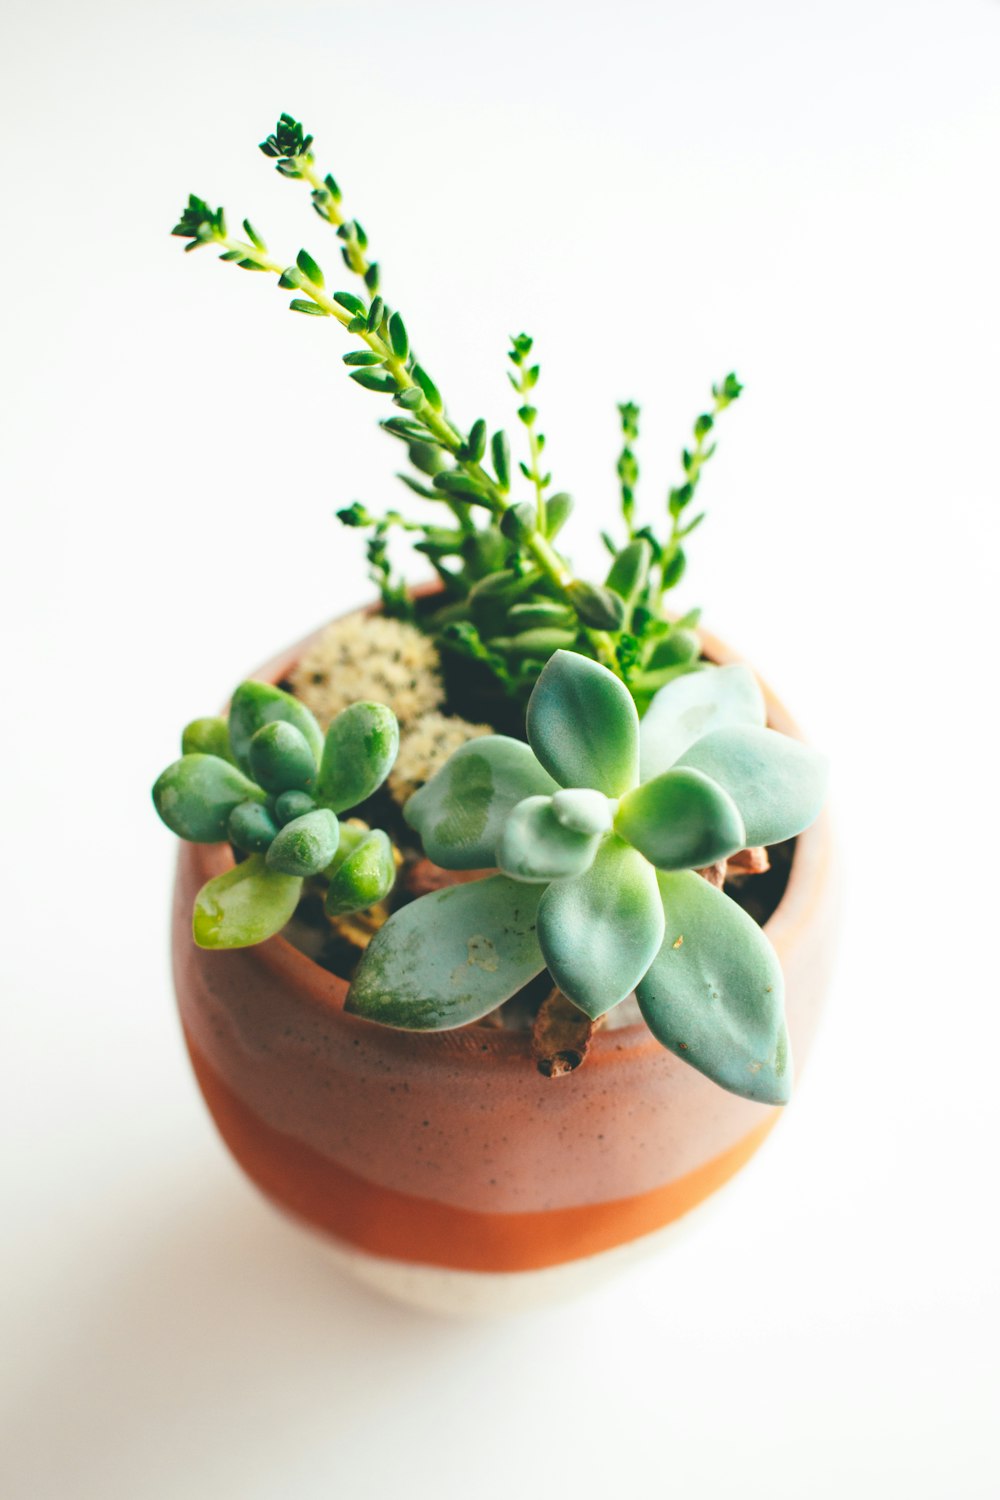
[
  {"x1": 228, "y1": 799, "x2": 280, "y2": 854},
  {"x1": 317, "y1": 701, "x2": 399, "y2": 813},
  {"x1": 537, "y1": 836, "x2": 665, "y2": 1019},
  {"x1": 526, "y1": 650, "x2": 640, "y2": 796},
  {"x1": 637, "y1": 871, "x2": 791, "y2": 1104},
  {"x1": 193, "y1": 855, "x2": 302, "y2": 949},
  {"x1": 266, "y1": 808, "x2": 340, "y2": 876},
  {"x1": 228, "y1": 681, "x2": 324, "y2": 776},
  {"x1": 346, "y1": 875, "x2": 545, "y2": 1030},
  {"x1": 551, "y1": 788, "x2": 615, "y2": 836},
  {"x1": 639, "y1": 664, "x2": 766, "y2": 782},
  {"x1": 153, "y1": 754, "x2": 265, "y2": 843},
  {"x1": 605, "y1": 537, "x2": 652, "y2": 604},
  {"x1": 405, "y1": 736, "x2": 558, "y2": 869},
  {"x1": 249, "y1": 720, "x2": 317, "y2": 794},
  {"x1": 324, "y1": 829, "x2": 396, "y2": 916},
  {"x1": 323, "y1": 818, "x2": 372, "y2": 874},
  {"x1": 676, "y1": 726, "x2": 828, "y2": 848},
  {"x1": 615, "y1": 767, "x2": 746, "y2": 870},
  {"x1": 496, "y1": 796, "x2": 603, "y2": 883},
  {"x1": 644, "y1": 628, "x2": 700, "y2": 673},
  {"x1": 273, "y1": 789, "x2": 316, "y2": 825},
  {"x1": 182, "y1": 716, "x2": 233, "y2": 761}
]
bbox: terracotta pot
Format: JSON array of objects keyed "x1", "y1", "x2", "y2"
[{"x1": 173, "y1": 617, "x2": 836, "y2": 1313}]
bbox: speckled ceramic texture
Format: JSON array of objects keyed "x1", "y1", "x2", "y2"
[{"x1": 173, "y1": 618, "x2": 837, "y2": 1288}]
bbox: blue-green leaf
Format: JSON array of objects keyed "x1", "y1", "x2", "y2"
[
  {"x1": 153, "y1": 754, "x2": 265, "y2": 843},
  {"x1": 676, "y1": 726, "x2": 828, "y2": 848},
  {"x1": 248, "y1": 720, "x2": 317, "y2": 794},
  {"x1": 228, "y1": 799, "x2": 280, "y2": 853},
  {"x1": 346, "y1": 875, "x2": 546, "y2": 1029},
  {"x1": 537, "y1": 837, "x2": 664, "y2": 1018},
  {"x1": 273, "y1": 789, "x2": 316, "y2": 825},
  {"x1": 405, "y1": 736, "x2": 558, "y2": 870},
  {"x1": 496, "y1": 796, "x2": 603, "y2": 882},
  {"x1": 324, "y1": 829, "x2": 396, "y2": 916},
  {"x1": 317, "y1": 701, "x2": 399, "y2": 813},
  {"x1": 615, "y1": 767, "x2": 745, "y2": 870},
  {"x1": 228, "y1": 681, "x2": 324, "y2": 777},
  {"x1": 637, "y1": 871, "x2": 791, "y2": 1103},
  {"x1": 266, "y1": 808, "x2": 340, "y2": 876},
  {"x1": 193, "y1": 856, "x2": 303, "y2": 949},
  {"x1": 526, "y1": 650, "x2": 640, "y2": 796},
  {"x1": 639, "y1": 664, "x2": 766, "y2": 782}
]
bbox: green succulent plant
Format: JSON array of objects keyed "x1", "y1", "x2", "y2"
[
  {"x1": 153, "y1": 681, "x2": 399, "y2": 948},
  {"x1": 346, "y1": 652, "x2": 827, "y2": 1104},
  {"x1": 173, "y1": 113, "x2": 744, "y2": 706},
  {"x1": 162, "y1": 114, "x2": 830, "y2": 1107}
]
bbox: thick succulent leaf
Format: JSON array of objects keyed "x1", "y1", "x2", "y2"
[
  {"x1": 637, "y1": 871, "x2": 791, "y2": 1104},
  {"x1": 605, "y1": 537, "x2": 652, "y2": 604},
  {"x1": 551, "y1": 788, "x2": 615, "y2": 836},
  {"x1": 273, "y1": 789, "x2": 316, "y2": 825},
  {"x1": 639, "y1": 664, "x2": 766, "y2": 782},
  {"x1": 496, "y1": 796, "x2": 603, "y2": 883},
  {"x1": 181, "y1": 716, "x2": 233, "y2": 761},
  {"x1": 228, "y1": 799, "x2": 280, "y2": 854},
  {"x1": 676, "y1": 725, "x2": 828, "y2": 847},
  {"x1": 266, "y1": 808, "x2": 340, "y2": 876},
  {"x1": 228, "y1": 681, "x2": 324, "y2": 776},
  {"x1": 615, "y1": 767, "x2": 746, "y2": 870},
  {"x1": 193, "y1": 855, "x2": 302, "y2": 949},
  {"x1": 249, "y1": 720, "x2": 317, "y2": 794},
  {"x1": 526, "y1": 649, "x2": 640, "y2": 796},
  {"x1": 405, "y1": 736, "x2": 557, "y2": 870},
  {"x1": 346, "y1": 875, "x2": 546, "y2": 1029},
  {"x1": 324, "y1": 829, "x2": 397, "y2": 916},
  {"x1": 537, "y1": 837, "x2": 664, "y2": 1019},
  {"x1": 152, "y1": 754, "x2": 265, "y2": 843},
  {"x1": 317, "y1": 701, "x2": 399, "y2": 813}
]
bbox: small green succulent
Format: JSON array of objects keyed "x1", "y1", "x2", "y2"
[
  {"x1": 173, "y1": 113, "x2": 744, "y2": 706},
  {"x1": 346, "y1": 652, "x2": 827, "y2": 1104},
  {"x1": 153, "y1": 681, "x2": 399, "y2": 948}
]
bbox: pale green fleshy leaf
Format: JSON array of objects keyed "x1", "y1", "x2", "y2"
[
  {"x1": 551, "y1": 788, "x2": 616, "y2": 836},
  {"x1": 496, "y1": 796, "x2": 603, "y2": 883},
  {"x1": 317, "y1": 701, "x2": 399, "y2": 813},
  {"x1": 346, "y1": 874, "x2": 545, "y2": 1029},
  {"x1": 153, "y1": 754, "x2": 265, "y2": 843},
  {"x1": 193, "y1": 855, "x2": 302, "y2": 949},
  {"x1": 324, "y1": 829, "x2": 396, "y2": 916},
  {"x1": 266, "y1": 808, "x2": 340, "y2": 876},
  {"x1": 615, "y1": 767, "x2": 746, "y2": 870},
  {"x1": 639, "y1": 663, "x2": 766, "y2": 782},
  {"x1": 537, "y1": 837, "x2": 664, "y2": 1019},
  {"x1": 404, "y1": 736, "x2": 558, "y2": 870},
  {"x1": 526, "y1": 650, "x2": 640, "y2": 796},
  {"x1": 637, "y1": 870, "x2": 791, "y2": 1104},
  {"x1": 227, "y1": 680, "x2": 324, "y2": 776},
  {"x1": 676, "y1": 725, "x2": 828, "y2": 847}
]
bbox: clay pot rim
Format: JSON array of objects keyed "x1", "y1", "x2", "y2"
[{"x1": 187, "y1": 603, "x2": 823, "y2": 1063}]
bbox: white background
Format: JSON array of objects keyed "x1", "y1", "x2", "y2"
[{"x1": 2, "y1": 1, "x2": 999, "y2": 1495}]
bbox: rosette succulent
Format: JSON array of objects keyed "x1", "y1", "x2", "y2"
[
  {"x1": 153, "y1": 681, "x2": 399, "y2": 948},
  {"x1": 347, "y1": 651, "x2": 827, "y2": 1103}
]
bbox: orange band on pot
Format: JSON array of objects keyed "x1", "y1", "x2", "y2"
[{"x1": 187, "y1": 1036, "x2": 779, "y2": 1274}]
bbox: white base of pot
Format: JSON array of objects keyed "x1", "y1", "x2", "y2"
[{"x1": 318, "y1": 1196, "x2": 724, "y2": 1317}]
